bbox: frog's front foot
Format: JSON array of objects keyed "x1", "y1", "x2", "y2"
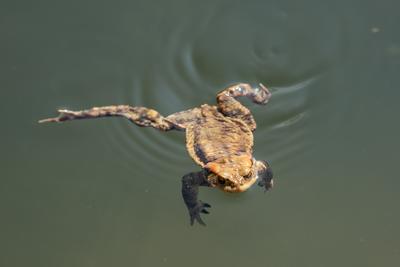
[
  {"x1": 181, "y1": 171, "x2": 212, "y2": 226},
  {"x1": 256, "y1": 160, "x2": 274, "y2": 192},
  {"x1": 187, "y1": 201, "x2": 211, "y2": 226},
  {"x1": 258, "y1": 177, "x2": 274, "y2": 192}
]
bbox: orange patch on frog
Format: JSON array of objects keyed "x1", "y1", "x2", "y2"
[
  {"x1": 205, "y1": 155, "x2": 252, "y2": 179},
  {"x1": 205, "y1": 162, "x2": 222, "y2": 174}
]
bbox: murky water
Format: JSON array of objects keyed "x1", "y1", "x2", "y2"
[{"x1": 1, "y1": 0, "x2": 400, "y2": 266}]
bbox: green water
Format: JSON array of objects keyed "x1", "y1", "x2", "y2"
[{"x1": 1, "y1": 0, "x2": 399, "y2": 266}]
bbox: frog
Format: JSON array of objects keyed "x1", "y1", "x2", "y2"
[{"x1": 39, "y1": 83, "x2": 274, "y2": 226}]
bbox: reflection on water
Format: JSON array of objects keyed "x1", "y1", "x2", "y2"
[{"x1": 1, "y1": 0, "x2": 400, "y2": 267}]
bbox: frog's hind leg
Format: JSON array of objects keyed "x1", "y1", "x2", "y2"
[
  {"x1": 216, "y1": 83, "x2": 271, "y2": 131},
  {"x1": 181, "y1": 171, "x2": 212, "y2": 226},
  {"x1": 39, "y1": 105, "x2": 178, "y2": 131}
]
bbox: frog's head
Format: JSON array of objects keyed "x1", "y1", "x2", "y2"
[
  {"x1": 205, "y1": 157, "x2": 274, "y2": 193},
  {"x1": 205, "y1": 155, "x2": 257, "y2": 192}
]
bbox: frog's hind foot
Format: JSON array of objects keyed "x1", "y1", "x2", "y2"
[
  {"x1": 38, "y1": 109, "x2": 86, "y2": 123},
  {"x1": 217, "y1": 83, "x2": 271, "y2": 106}
]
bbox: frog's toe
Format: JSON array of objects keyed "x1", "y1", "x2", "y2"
[
  {"x1": 258, "y1": 178, "x2": 274, "y2": 192},
  {"x1": 188, "y1": 201, "x2": 211, "y2": 226}
]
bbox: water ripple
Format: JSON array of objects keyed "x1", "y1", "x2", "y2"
[{"x1": 99, "y1": 1, "x2": 345, "y2": 176}]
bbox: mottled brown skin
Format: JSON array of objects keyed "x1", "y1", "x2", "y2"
[{"x1": 39, "y1": 83, "x2": 274, "y2": 226}]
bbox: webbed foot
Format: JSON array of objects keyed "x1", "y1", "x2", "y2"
[
  {"x1": 256, "y1": 160, "x2": 274, "y2": 192},
  {"x1": 38, "y1": 109, "x2": 79, "y2": 123},
  {"x1": 254, "y1": 83, "x2": 272, "y2": 105},
  {"x1": 188, "y1": 201, "x2": 211, "y2": 226},
  {"x1": 258, "y1": 176, "x2": 274, "y2": 192}
]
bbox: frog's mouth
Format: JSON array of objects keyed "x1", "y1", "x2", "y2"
[{"x1": 207, "y1": 172, "x2": 258, "y2": 193}]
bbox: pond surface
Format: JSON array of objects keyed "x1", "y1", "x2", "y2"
[{"x1": 1, "y1": 0, "x2": 399, "y2": 266}]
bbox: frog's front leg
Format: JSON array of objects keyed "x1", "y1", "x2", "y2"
[
  {"x1": 181, "y1": 171, "x2": 212, "y2": 226},
  {"x1": 216, "y1": 83, "x2": 271, "y2": 131},
  {"x1": 39, "y1": 105, "x2": 177, "y2": 131}
]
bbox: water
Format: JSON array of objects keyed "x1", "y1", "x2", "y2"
[{"x1": 1, "y1": 0, "x2": 399, "y2": 266}]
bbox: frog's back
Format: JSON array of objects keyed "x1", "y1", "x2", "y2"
[{"x1": 185, "y1": 104, "x2": 253, "y2": 167}]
